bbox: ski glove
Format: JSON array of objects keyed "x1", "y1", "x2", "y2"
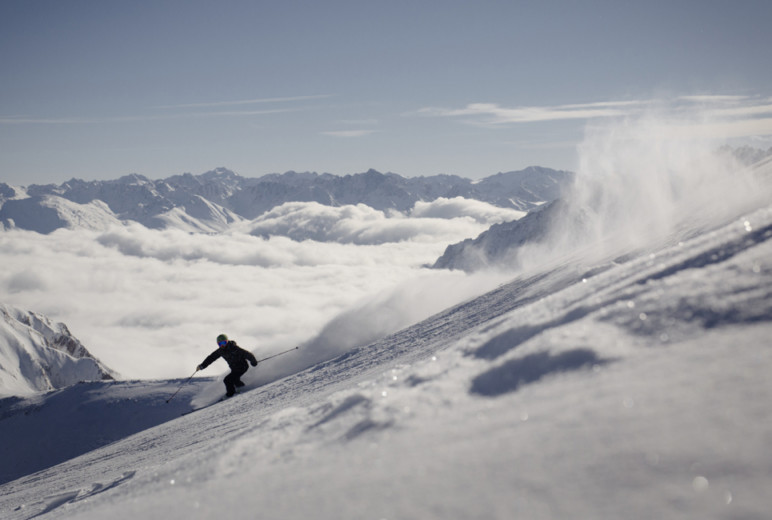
[
  {"x1": 197, "y1": 364, "x2": 204, "y2": 371},
  {"x1": 250, "y1": 360, "x2": 258, "y2": 367}
]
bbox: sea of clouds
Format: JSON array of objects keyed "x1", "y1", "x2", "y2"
[{"x1": 0, "y1": 197, "x2": 520, "y2": 379}]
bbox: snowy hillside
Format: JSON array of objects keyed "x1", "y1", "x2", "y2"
[
  {"x1": 0, "y1": 304, "x2": 115, "y2": 396},
  {"x1": 0, "y1": 197, "x2": 771, "y2": 519},
  {"x1": 0, "y1": 167, "x2": 572, "y2": 234}
]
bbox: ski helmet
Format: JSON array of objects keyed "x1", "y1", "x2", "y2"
[{"x1": 216, "y1": 334, "x2": 228, "y2": 346}]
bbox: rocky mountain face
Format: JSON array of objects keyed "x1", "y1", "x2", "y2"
[{"x1": 432, "y1": 200, "x2": 571, "y2": 271}]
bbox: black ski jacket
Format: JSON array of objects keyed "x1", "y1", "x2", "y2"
[{"x1": 200, "y1": 341, "x2": 258, "y2": 371}]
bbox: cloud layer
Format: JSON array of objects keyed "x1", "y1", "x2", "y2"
[
  {"x1": 0, "y1": 198, "x2": 517, "y2": 379},
  {"x1": 247, "y1": 198, "x2": 523, "y2": 245}
]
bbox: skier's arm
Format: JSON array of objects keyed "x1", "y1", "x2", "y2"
[
  {"x1": 198, "y1": 350, "x2": 222, "y2": 371},
  {"x1": 245, "y1": 349, "x2": 258, "y2": 367}
]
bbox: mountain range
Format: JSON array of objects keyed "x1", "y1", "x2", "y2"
[{"x1": 0, "y1": 166, "x2": 573, "y2": 234}]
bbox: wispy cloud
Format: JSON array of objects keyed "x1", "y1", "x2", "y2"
[
  {"x1": 705, "y1": 101, "x2": 772, "y2": 119},
  {"x1": 678, "y1": 94, "x2": 750, "y2": 104},
  {"x1": 416, "y1": 95, "x2": 772, "y2": 140},
  {"x1": 658, "y1": 96, "x2": 772, "y2": 139},
  {"x1": 322, "y1": 117, "x2": 379, "y2": 138},
  {"x1": 337, "y1": 119, "x2": 379, "y2": 126},
  {"x1": 153, "y1": 94, "x2": 333, "y2": 110},
  {"x1": 416, "y1": 100, "x2": 645, "y2": 126},
  {"x1": 0, "y1": 116, "x2": 100, "y2": 125},
  {"x1": 0, "y1": 108, "x2": 309, "y2": 125},
  {"x1": 321, "y1": 129, "x2": 377, "y2": 138},
  {"x1": 0, "y1": 94, "x2": 332, "y2": 125}
]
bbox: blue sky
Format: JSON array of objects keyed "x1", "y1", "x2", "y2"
[{"x1": 2, "y1": 0, "x2": 772, "y2": 184}]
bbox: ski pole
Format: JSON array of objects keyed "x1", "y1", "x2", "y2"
[
  {"x1": 257, "y1": 345, "x2": 300, "y2": 363},
  {"x1": 166, "y1": 368, "x2": 198, "y2": 403}
]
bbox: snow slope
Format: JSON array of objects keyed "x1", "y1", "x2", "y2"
[
  {"x1": 0, "y1": 198, "x2": 771, "y2": 519},
  {"x1": 0, "y1": 378, "x2": 211, "y2": 485},
  {"x1": 0, "y1": 304, "x2": 115, "y2": 397}
]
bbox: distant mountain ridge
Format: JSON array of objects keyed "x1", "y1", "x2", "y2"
[{"x1": 0, "y1": 167, "x2": 573, "y2": 234}]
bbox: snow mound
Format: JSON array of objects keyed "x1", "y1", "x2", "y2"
[{"x1": 0, "y1": 304, "x2": 115, "y2": 397}]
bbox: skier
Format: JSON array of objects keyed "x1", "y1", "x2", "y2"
[{"x1": 197, "y1": 334, "x2": 258, "y2": 398}]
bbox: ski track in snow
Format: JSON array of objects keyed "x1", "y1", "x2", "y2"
[{"x1": 1, "y1": 205, "x2": 771, "y2": 519}]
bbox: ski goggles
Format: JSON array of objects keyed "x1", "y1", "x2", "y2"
[{"x1": 218, "y1": 340, "x2": 228, "y2": 347}]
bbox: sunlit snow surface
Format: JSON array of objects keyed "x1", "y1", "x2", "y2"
[{"x1": 1, "y1": 200, "x2": 771, "y2": 519}]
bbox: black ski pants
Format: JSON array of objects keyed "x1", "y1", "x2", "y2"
[{"x1": 223, "y1": 363, "x2": 248, "y2": 396}]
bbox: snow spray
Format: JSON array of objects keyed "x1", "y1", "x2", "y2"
[{"x1": 517, "y1": 101, "x2": 772, "y2": 269}]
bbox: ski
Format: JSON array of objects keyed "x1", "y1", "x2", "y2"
[{"x1": 181, "y1": 391, "x2": 243, "y2": 416}]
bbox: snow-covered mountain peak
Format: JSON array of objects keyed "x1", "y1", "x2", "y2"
[
  {"x1": 198, "y1": 167, "x2": 240, "y2": 182},
  {"x1": 0, "y1": 304, "x2": 115, "y2": 397},
  {"x1": 116, "y1": 173, "x2": 153, "y2": 186},
  {"x1": 209, "y1": 166, "x2": 236, "y2": 175}
]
